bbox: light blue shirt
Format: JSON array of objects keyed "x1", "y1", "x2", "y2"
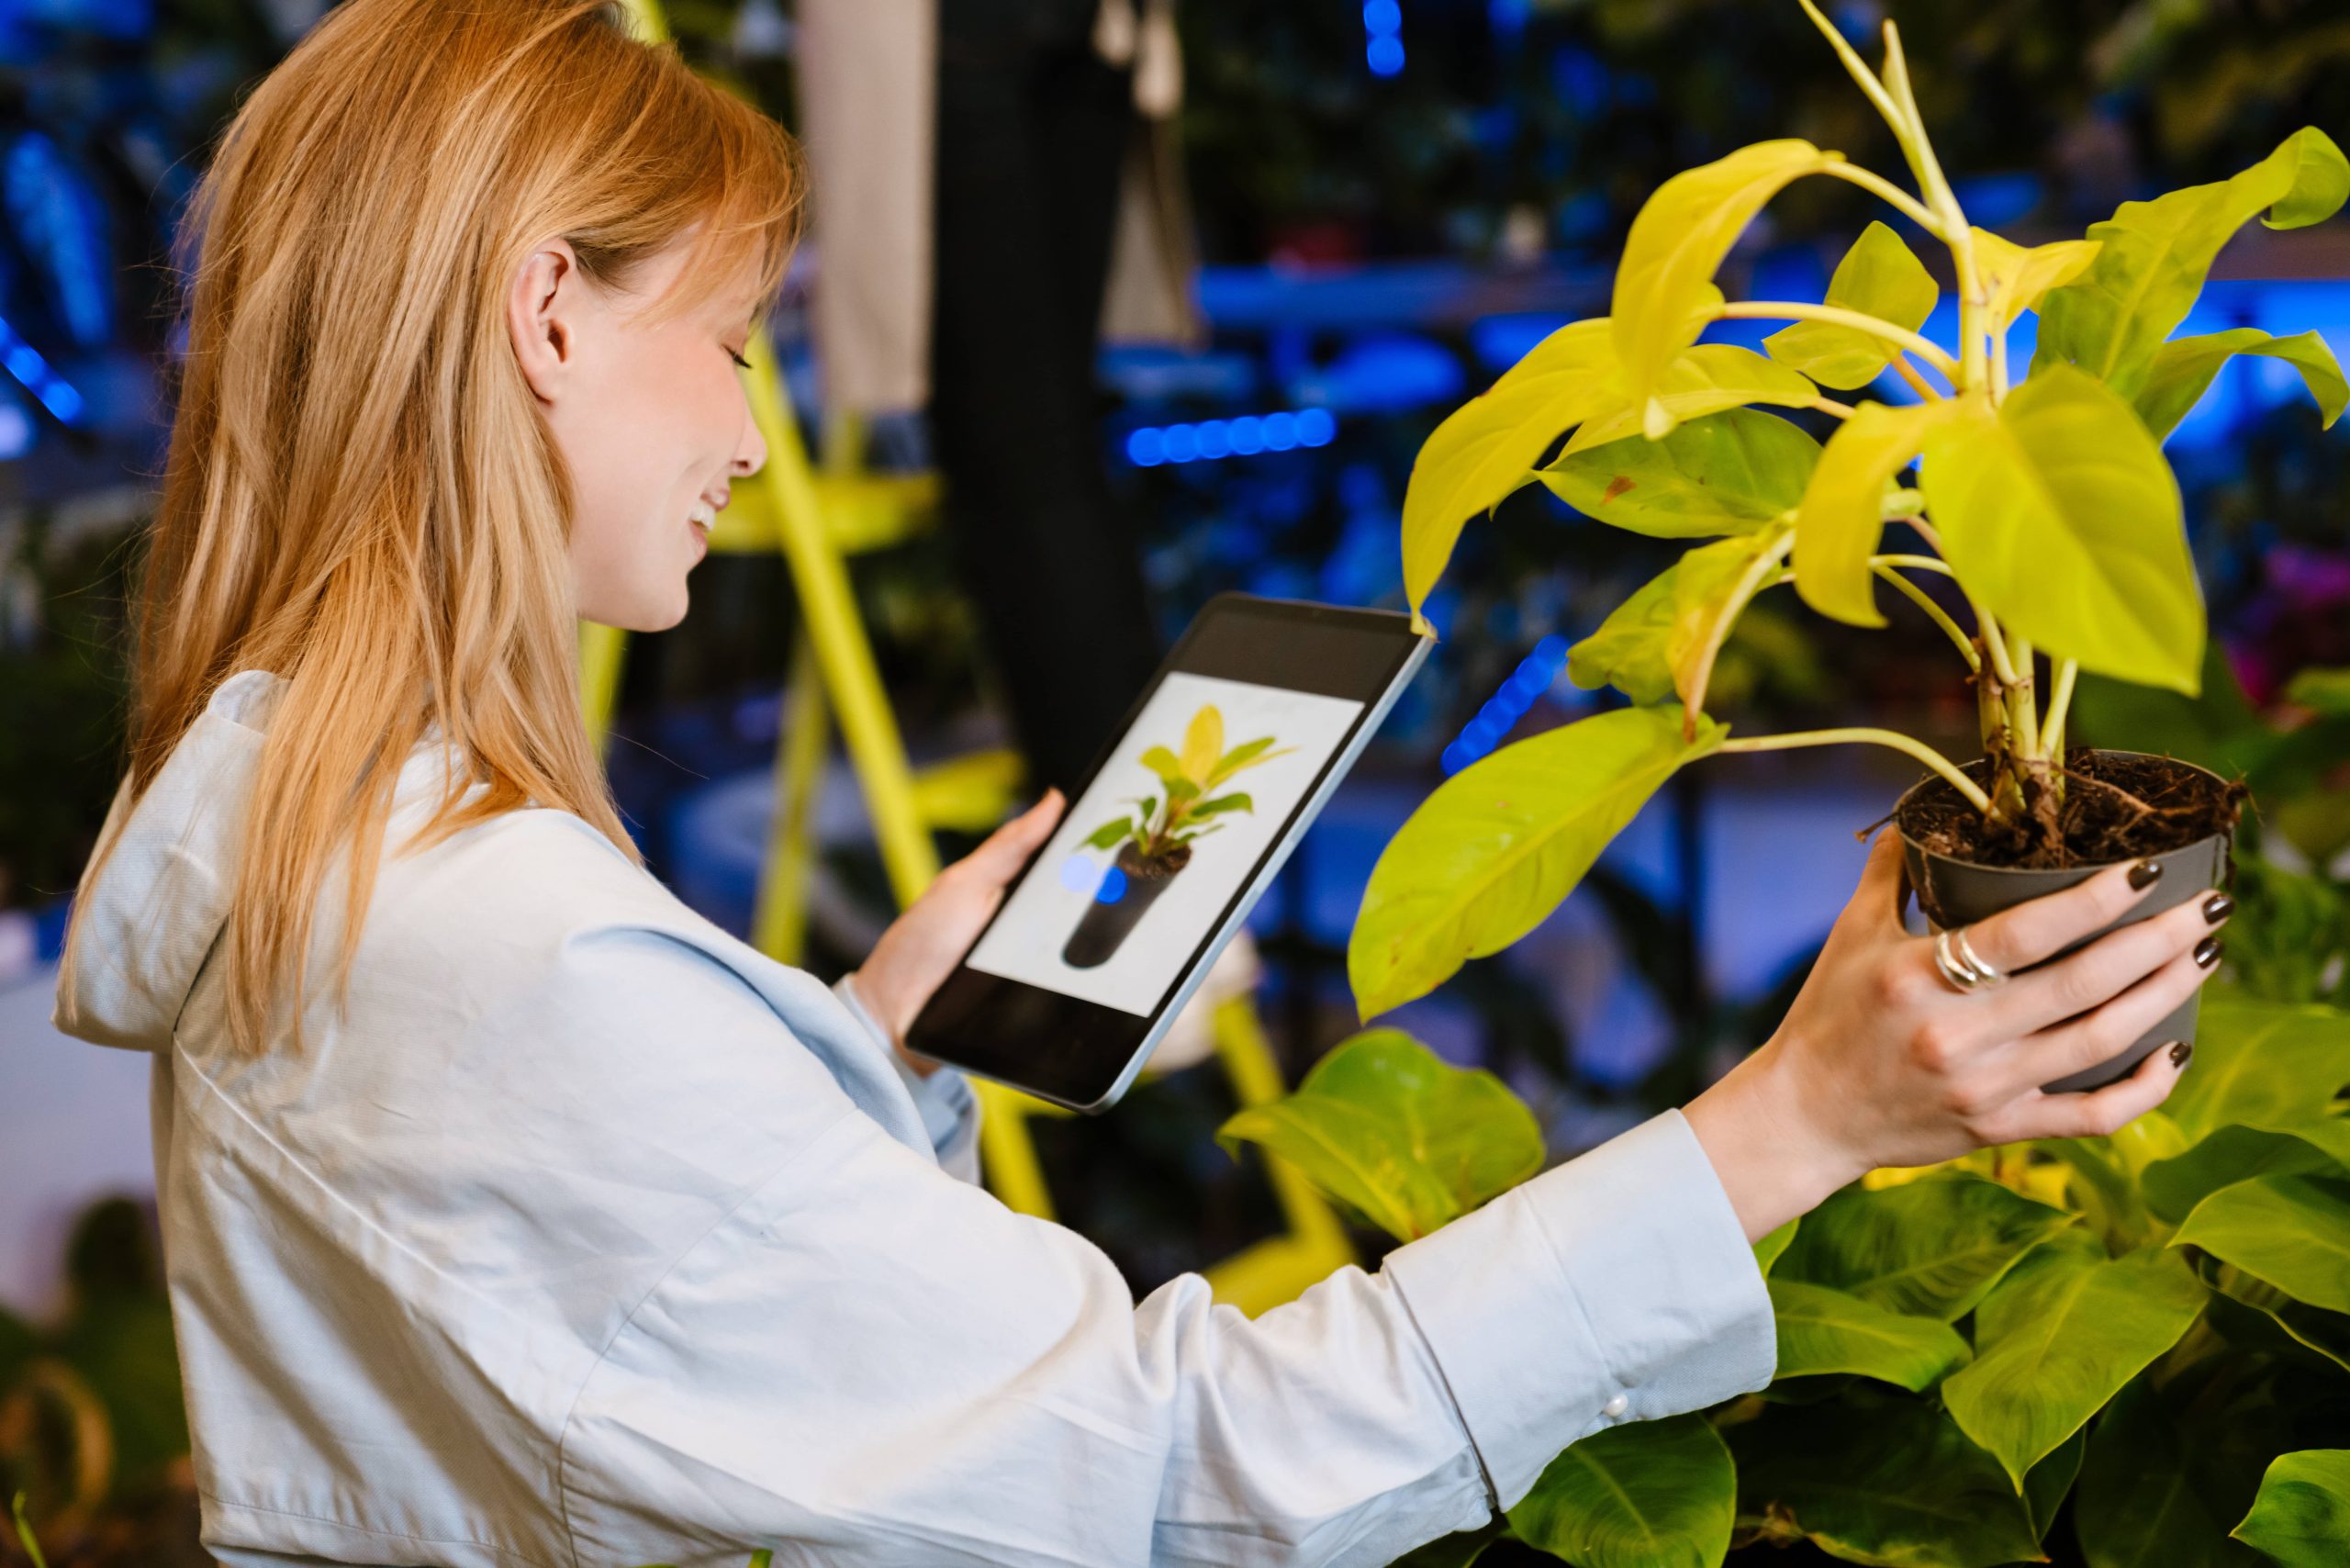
[{"x1": 50, "y1": 670, "x2": 1774, "y2": 1567}]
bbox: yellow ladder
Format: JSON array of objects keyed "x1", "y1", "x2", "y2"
[{"x1": 589, "y1": 0, "x2": 1353, "y2": 1316}]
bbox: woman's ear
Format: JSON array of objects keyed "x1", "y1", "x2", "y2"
[{"x1": 507, "y1": 240, "x2": 583, "y2": 403}]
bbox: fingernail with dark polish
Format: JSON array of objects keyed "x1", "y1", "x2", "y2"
[
  {"x1": 2128, "y1": 860, "x2": 2164, "y2": 890},
  {"x1": 2194, "y1": 936, "x2": 2223, "y2": 969},
  {"x1": 2168, "y1": 1040, "x2": 2193, "y2": 1070},
  {"x1": 2202, "y1": 891, "x2": 2234, "y2": 924}
]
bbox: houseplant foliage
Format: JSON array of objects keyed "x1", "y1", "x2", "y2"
[{"x1": 1353, "y1": 0, "x2": 2346, "y2": 1025}]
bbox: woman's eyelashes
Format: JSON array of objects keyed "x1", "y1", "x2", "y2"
[{"x1": 726, "y1": 345, "x2": 752, "y2": 369}]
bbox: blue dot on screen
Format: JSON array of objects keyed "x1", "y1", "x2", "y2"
[
  {"x1": 1094, "y1": 867, "x2": 1128, "y2": 904},
  {"x1": 1296, "y1": 407, "x2": 1337, "y2": 445},
  {"x1": 1126, "y1": 428, "x2": 1166, "y2": 466},
  {"x1": 1366, "y1": 35, "x2": 1404, "y2": 75}
]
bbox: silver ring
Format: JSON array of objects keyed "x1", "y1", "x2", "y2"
[{"x1": 1933, "y1": 925, "x2": 2008, "y2": 993}]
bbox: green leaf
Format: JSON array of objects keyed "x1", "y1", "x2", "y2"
[
  {"x1": 2035, "y1": 127, "x2": 2350, "y2": 395},
  {"x1": 2164, "y1": 992, "x2": 2350, "y2": 1148},
  {"x1": 1971, "y1": 229, "x2": 2103, "y2": 330},
  {"x1": 2132, "y1": 327, "x2": 2348, "y2": 441},
  {"x1": 2233, "y1": 1450, "x2": 2350, "y2": 1566},
  {"x1": 1793, "y1": 398, "x2": 1964, "y2": 627},
  {"x1": 1083, "y1": 818, "x2": 1133, "y2": 851},
  {"x1": 1566, "y1": 531, "x2": 1790, "y2": 715},
  {"x1": 1731, "y1": 1384, "x2": 2048, "y2": 1568},
  {"x1": 2076, "y1": 1370, "x2": 2275, "y2": 1568},
  {"x1": 1774, "y1": 1173, "x2": 2076, "y2": 1321},
  {"x1": 1538, "y1": 408, "x2": 1818, "y2": 538},
  {"x1": 1189, "y1": 792, "x2": 1255, "y2": 821},
  {"x1": 1348, "y1": 707, "x2": 1727, "y2": 1018},
  {"x1": 1509, "y1": 1414, "x2": 1734, "y2": 1568},
  {"x1": 2142, "y1": 1124, "x2": 2346, "y2": 1225},
  {"x1": 1386, "y1": 1523, "x2": 1505, "y2": 1568},
  {"x1": 2028, "y1": 1426, "x2": 2088, "y2": 1546},
  {"x1": 1923, "y1": 366, "x2": 2203, "y2": 695},
  {"x1": 1755, "y1": 1216, "x2": 1798, "y2": 1276},
  {"x1": 1205, "y1": 735, "x2": 1287, "y2": 787},
  {"x1": 2173, "y1": 1171, "x2": 2350, "y2": 1315},
  {"x1": 2288, "y1": 667, "x2": 2350, "y2": 715},
  {"x1": 1942, "y1": 1233, "x2": 2208, "y2": 1489},
  {"x1": 2199, "y1": 1251, "x2": 2350, "y2": 1375},
  {"x1": 1764, "y1": 220, "x2": 1938, "y2": 389},
  {"x1": 1140, "y1": 745, "x2": 1186, "y2": 785},
  {"x1": 1557, "y1": 344, "x2": 1818, "y2": 458},
  {"x1": 1401, "y1": 319, "x2": 1623, "y2": 619},
  {"x1": 1611, "y1": 139, "x2": 1843, "y2": 431},
  {"x1": 1214, "y1": 1028, "x2": 1542, "y2": 1243},
  {"x1": 1767, "y1": 1276, "x2": 1970, "y2": 1392}
]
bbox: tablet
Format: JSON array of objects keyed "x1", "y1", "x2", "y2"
[{"x1": 908, "y1": 593, "x2": 1432, "y2": 1112}]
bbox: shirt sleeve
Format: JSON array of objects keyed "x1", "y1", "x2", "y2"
[
  {"x1": 556, "y1": 938, "x2": 1776, "y2": 1568},
  {"x1": 834, "y1": 970, "x2": 982, "y2": 1185}
]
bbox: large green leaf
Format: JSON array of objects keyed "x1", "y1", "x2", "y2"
[
  {"x1": 1612, "y1": 140, "x2": 1843, "y2": 432},
  {"x1": 1539, "y1": 409, "x2": 1818, "y2": 538},
  {"x1": 1764, "y1": 221, "x2": 1939, "y2": 389},
  {"x1": 1767, "y1": 1276, "x2": 1969, "y2": 1392},
  {"x1": 1942, "y1": 1232, "x2": 2208, "y2": 1489},
  {"x1": 1923, "y1": 366, "x2": 2202, "y2": 695},
  {"x1": 1401, "y1": 319, "x2": 1623, "y2": 620},
  {"x1": 2132, "y1": 327, "x2": 2349, "y2": 441},
  {"x1": 2077, "y1": 1372, "x2": 2272, "y2": 1568},
  {"x1": 1971, "y1": 229, "x2": 2103, "y2": 330},
  {"x1": 1558, "y1": 344, "x2": 1818, "y2": 457},
  {"x1": 1565, "y1": 531, "x2": 1790, "y2": 714},
  {"x1": 2142, "y1": 1124, "x2": 2347, "y2": 1225},
  {"x1": 2165, "y1": 993, "x2": 2350, "y2": 1148},
  {"x1": 1774, "y1": 1173, "x2": 2076, "y2": 1321},
  {"x1": 2034, "y1": 127, "x2": 2350, "y2": 395},
  {"x1": 2233, "y1": 1450, "x2": 2350, "y2": 1567},
  {"x1": 1349, "y1": 707, "x2": 1726, "y2": 1018},
  {"x1": 2173, "y1": 1171, "x2": 2350, "y2": 1315},
  {"x1": 1215, "y1": 1029, "x2": 1541, "y2": 1243},
  {"x1": 1731, "y1": 1385, "x2": 2050, "y2": 1568},
  {"x1": 2199, "y1": 1252, "x2": 2350, "y2": 1375},
  {"x1": 1509, "y1": 1414, "x2": 1734, "y2": 1568},
  {"x1": 1793, "y1": 398, "x2": 1962, "y2": 627},
  {"x1": 1755, "y1": 1216, "x2": 1799, "y2": 1276}
]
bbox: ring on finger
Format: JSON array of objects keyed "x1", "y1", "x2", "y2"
[{"x1": 1932, "y1": 924, "x2": 2008, "y2": 993}]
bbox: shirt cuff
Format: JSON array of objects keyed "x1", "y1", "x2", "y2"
[
  {"x1": 1381, "y1": 1105, "x2": 1777, "y2": 1510},
  {"x1": 834, "y1": 973, "x2": 982, "y2": 1182}
]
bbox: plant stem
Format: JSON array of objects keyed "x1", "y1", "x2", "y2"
[
  {"x1": 1810, "y1": 396, "x2": 1858, "y2": 420},
  {"x1": 2010, "y1": 634, "x2": 2041, "y2": 761},
  {"x1": 1891, "y1": 355, "x2": 1947, "y2": 401},
  {"x1": 1681, "y1": 531, "x2": 1796, "y2": 739},
  {"x1": 1818, "y1": 159, "x2": 1947, "y2": 239},
  {"x1": 2040, "y1": 658, "x2": 2078, "y2": 757},
  {"x1": 1717, "y1": 302, "x2": 1962, "y2": 380},
  {"x1": 1874, "y1": 553, "x2": 1953, "y2": 577},
  {"x1": 1719, "y1": 727, "x2": 1992, "y2": 812},
  {"x1": 1870, "y1": 563, "x2": 1979, "y2": 670}
]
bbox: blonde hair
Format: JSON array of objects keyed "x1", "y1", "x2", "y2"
[{"x1": 58, "y1": 0, "x2": 803, "y2": 1056}]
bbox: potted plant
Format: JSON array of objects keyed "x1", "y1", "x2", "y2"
[
  {"x1": 1352, "y1": 0, "x2": 2344, "y2": 1084},
  {"x1": 1063, "y1": 705, "x2": 1292, "y2": 969}
]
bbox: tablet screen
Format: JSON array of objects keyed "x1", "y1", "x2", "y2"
[{"x1": 965, "y1": 671, "x2": 1366, "y2": 1016}]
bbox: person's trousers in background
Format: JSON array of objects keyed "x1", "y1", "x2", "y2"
[{"x1": 933, "y1": 0, "x2": 1163, "y2": 796}]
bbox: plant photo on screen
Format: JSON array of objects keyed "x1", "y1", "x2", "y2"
[
  {"x1": 1219, "y1": 3, "x2": 2350, "y2": 1565},
  {"x1": 1064, "y1": 705, "x2": 1293, "y2": 969}
]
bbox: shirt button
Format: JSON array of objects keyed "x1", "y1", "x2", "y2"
[{"x1": 1602, "y1": 1393, "x2": 1629, "y2": 1418}]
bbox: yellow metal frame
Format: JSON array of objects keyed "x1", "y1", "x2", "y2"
[{"x1": 588, "y1": 0, "x2": 1353, "y2": 1316}]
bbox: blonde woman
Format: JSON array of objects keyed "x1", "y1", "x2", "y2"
[{"x1": 51, "y1": 2, "x2": 2224, "y2": 1563}]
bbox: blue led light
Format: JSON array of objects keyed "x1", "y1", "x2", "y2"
[
  {"x1": 1363, "y1": 0, "x2": 1402, "y2": 34},
  {"x1": 1121, "y1": 406, "x2": 1337, "y2": 465},
  {"x1": 1441, "y1": 633, "x2": 1575, "y2": 774},
  {"x1": 1226, "y1": 414, "x2": 1264, "y2": 454},
  {"x1": 1296, "y1": 408, "x2": 1337, "y2": 446},
  {"x1": 1261, "y1": 411, "x2": 1299, "y2": 451},
  {"x1": 1196, "y1": 420, "x2": 1232, "y2": 459},
  {"x1": 1367, "y1": 35, "x2": 1404, "y2": 75},
  {"x1": 1126, "y1": 427, "x2": 1167, "y2": 466},
  {"x1": 1095, "y1": 866, "x2": 1128, "y2": 904},
  {"x1": 1161, "y1": 423, "x2": 1201, "y2": 463}
]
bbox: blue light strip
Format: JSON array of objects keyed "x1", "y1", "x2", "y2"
[
  {"x1": 1364, "y1": 0, "x2": 1404, "y2": 75},
  {"x1": 1440, "y1": 633, "x2": 1567, "y2": 775},
  {"x1": 1125, "y1": 407, "x2": 1336, "y2": 467},
  {"x1": 0, "y1": 313, "x2": 84, "y2": 425}
]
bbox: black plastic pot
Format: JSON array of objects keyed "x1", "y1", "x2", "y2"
[
  {"x1": 1062, "y1": 843, "x2": 1189, "y2": 969},
  {"x1": 1894, "y1": 752, "x2": 2232, "y2": 1094}
]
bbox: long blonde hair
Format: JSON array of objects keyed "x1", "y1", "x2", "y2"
[{"x1": 58, "y1": 0, "x2": 803, "y2": 1056}]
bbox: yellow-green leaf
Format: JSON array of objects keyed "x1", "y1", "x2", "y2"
[
  {"x1": 1793, "y1": 398, "x2": 1963, "y2": 627},
  {"x1": 1611, "y1": 139, "x2": 1844, "y2": 431},
  {"x1": 2133, "y1": 327, "x2": 2348, "y2": 441},
  {"x1": 1560, "y1": 344, "x2": 1818, "y2": 458},
  {"x1": 1942, "y1": 1234, "x2": 2208, "y2": 1490},
  {"x1": 2232, "y1": 1450, "x2": 2350, "y2": 1565},
  {"x1": 2035, "y1": 127, "x2": 2350, "y2": 395},
  {"x1": 1349, "y1": 707, "x2": 1726, "y2": 1018},
  {"x1": 1509, "y1": 1415, "x2": 1734, "y2": 1568},
  {"x1": 1923, "y1": 366, "x2": 2202, "y2": 694},
  {"x1": 1401, "y1": 319, "x2": 1622, "y2": 620},
  {"x1": 1768, "y1": 1276, "x2": 1970, "y2": 1392},
  {"x1": 2173, "y1": 1171, "x2": 2350, "y2": 1316},
  {"x1": 1774, "y1": 1173, "x2": 2076, "y2": 1321},
  {"x1": 1179, "y1": 705, "x2": 1224, "y2": 783},
  {"x1": 1539, "y1": 408, "x2": 1818, "y2": 537},
  {"x1": 1971, "y1": 229, "x2": 2102, "y2": 330},
  {"x1": 1215, "y1": 1028, "x2": 1541, "y2": 1243},
  {"x1": 1566, "y1": 532, "x2": 1789, "y2": 716},
  {"x1": 1764, "y1": 220, "x2": 1939, "y2": 389}
]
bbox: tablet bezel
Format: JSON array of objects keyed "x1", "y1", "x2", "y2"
[{"x1": 906, "y1": 593, "x2": 1431, "y2": 1112}]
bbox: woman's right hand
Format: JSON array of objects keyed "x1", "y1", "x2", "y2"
[{"x1": 1682, "y1": 829, "x2": 2230, "y2": 1242}]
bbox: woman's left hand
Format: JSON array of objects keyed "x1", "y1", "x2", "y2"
[{"x1": 845, "y1": 790, "x2": 1065, "y2": 1078}]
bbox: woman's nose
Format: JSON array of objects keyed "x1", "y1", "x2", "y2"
[{"x1": 733, "y1": 414, "x2": 767, "y2": 478}]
